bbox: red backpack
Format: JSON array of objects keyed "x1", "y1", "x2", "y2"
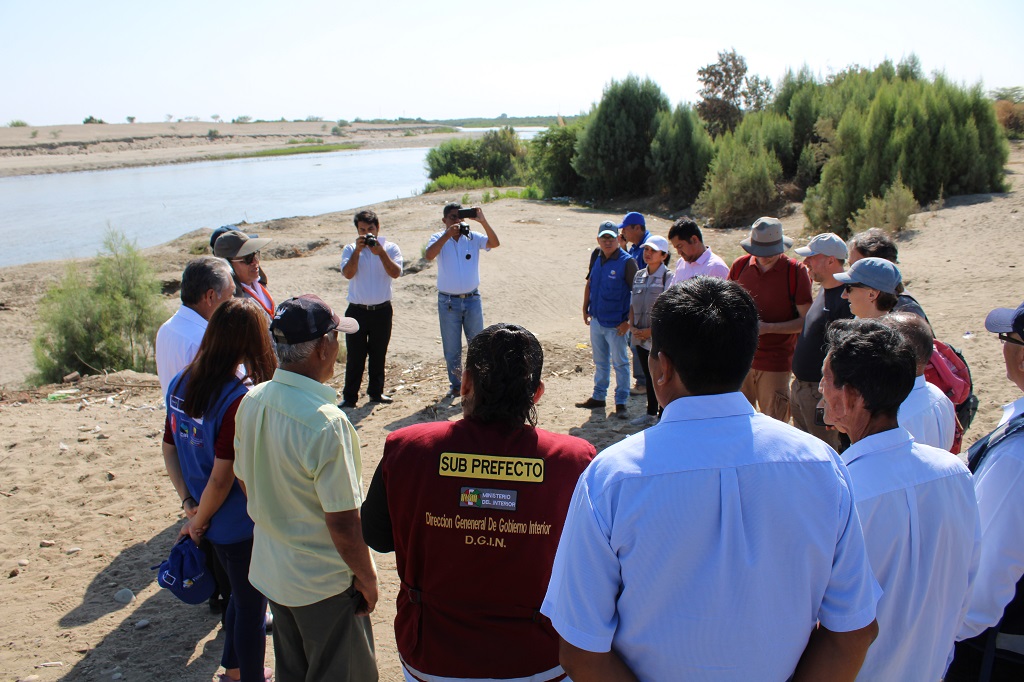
[{"x1": 924, "y1": 339, "x2": 977, "y2": 454}]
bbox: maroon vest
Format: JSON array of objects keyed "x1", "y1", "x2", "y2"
[{"x1": 381, "y1": 418, "x2": 595, "y2": 678}]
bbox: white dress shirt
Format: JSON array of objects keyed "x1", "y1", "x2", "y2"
[
  {"x1": 959, "y1": 395, "x2": 1024, "y2": 640},
  {"x1": 340, "y1": 237, "x2": 403, "y2": 305},
  {"x1": 427, "y1": 231, "x2": 490, "y2": 295},
  {"x1": 898, "y1": 374, "x2": 957, "y2": 450},
  {"x1": 542, "y1": 392, "x2": 880, "y2": 681},
  {"x1": 668, "y1": 246, "x2": 730, "y2": 286},
  {"x1": 842, "y1": 427, "x2": 980, "y2": 681},
  {"x1": 155, "y1": 305, "x2": 208, "y2": 397}
]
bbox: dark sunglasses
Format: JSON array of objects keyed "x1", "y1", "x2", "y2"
[
  {"x1": 844, "y1": 283, "x2": 867, "y2": 292},
  {"x1": 232, "y1": 251, "x2": 260, "y2": 265},
  {"x1": 999, "y1": 333, "x2": 1024, "y2": 347}
]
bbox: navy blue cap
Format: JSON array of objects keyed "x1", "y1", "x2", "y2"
[
  {"x1": 618, "y1": 212, "x2": 645, "y2": 229},
  {"x1": 985, "y1": 302, "x2": 1024, "y2": 336},
  {"x1": 154, "y1": 538, "x2": 216, "y2": 605}
]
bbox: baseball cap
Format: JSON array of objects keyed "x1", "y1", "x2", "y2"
[
  {"x1": 213, "y1": 230, "x2": 272, "y2": 259},
  {"x1": 270, "y1": 295, "x2": 358, "y2": 345},
  {"x1": 984, "y1": 301, "x2": 1024, "y2": 336},
  {"x1": 618, "y1": 212, "x2": 646, "y2": 229},
  {"x1": 597, "y1": 221, "x2": 619, "y2": 238},
  {"x1": 642, "y1": 235, "x2": 671, "y2": 253},
  {"x1": 740, "y1": 217, "x2": 793, "y2": 257},
  {"x1": 833, "y1": 257, "x2": 902, "y2": 294},
  {"x1": 795, "y1": 233, "x2": 849, "y2": 259},
  {"x1": 154, "y1": 538, "x2": 216, "y2": 605}
]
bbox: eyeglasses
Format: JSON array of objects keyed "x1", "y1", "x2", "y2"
[
  {"x1": 232, "y1": 251, "x2": 260, "y2": 265},
  {"x1": 999, "y1": 333, "x2": 1024, "y2": 347}
]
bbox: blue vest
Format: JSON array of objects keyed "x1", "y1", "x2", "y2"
[
  {"x1": 589, "y1": 249, "x2": 633, "y2": 328},
  {"x1": 167, "y1": 372, "x2": 253, "y2": 545}
]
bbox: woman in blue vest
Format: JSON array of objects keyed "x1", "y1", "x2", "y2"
[{"x1": 162, "y1": 298, "x2": 277, "y2": 682}]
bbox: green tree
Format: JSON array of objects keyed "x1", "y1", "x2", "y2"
[
  {"x1": 647, "y1": 104, "x2": 714, "y2": 205},
  {"x1": 694, "y1": 132, "x2": 782, "y2": 226},
  {"x1": 696, "y1": 49, "x2": 748, "y2": 138},
  {"x1": 573, "y1": 75, "x2": 670, "y2": 196},
  {"x1": 530, "y1": 120, "x2": 587, "y2": 197}
]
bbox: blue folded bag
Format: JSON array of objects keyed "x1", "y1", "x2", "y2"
[{"x1": 153, "y1": 537, "x2": 215, "y2": 605}]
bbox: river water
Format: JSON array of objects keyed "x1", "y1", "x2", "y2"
[
  {"x1": 0, "y1": 147, "x2": 431, "y2": 268},
  {"x1": 0, "y1": 127, "x2": 546, "y2": 268}
]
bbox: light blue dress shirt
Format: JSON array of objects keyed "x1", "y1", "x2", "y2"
[{"x1": 543, "y1": 392, "x2": 881, "y2": 681}]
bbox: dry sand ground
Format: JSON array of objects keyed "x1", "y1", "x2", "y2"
[{"x1": 0, "y1": 139, "x2": 1022, "y2": 681}]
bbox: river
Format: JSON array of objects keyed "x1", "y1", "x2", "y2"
[{"x1": 0, "y1": 147, "x2": 431, "y2": 268}]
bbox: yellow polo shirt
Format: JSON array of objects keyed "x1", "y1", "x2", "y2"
[{"x1": 234, "y1": 369, "x2": 364, "y2": 607}]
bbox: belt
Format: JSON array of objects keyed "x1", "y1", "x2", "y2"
[
  {"x1": 349, "y1": 301, "x2": 392, "y2": 311},
  {"x1": 439, "y1": 290, "x2": 478, "y2": 299}
]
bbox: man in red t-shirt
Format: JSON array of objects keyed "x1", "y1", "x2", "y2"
[
  {"x1": 362, "y1": 324, "x2": 595, "y2": 682},
  {"x1": 728, "y1": 217, "x2": 812, "y2": 422}
]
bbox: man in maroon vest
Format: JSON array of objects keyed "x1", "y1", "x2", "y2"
[{"x1": 362, "y1": 323, "x2": 596, "y2": 682}]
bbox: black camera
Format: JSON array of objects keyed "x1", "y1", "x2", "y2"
[
  {"x1": 457, "y1": 207, "x2": 478, "y2": 219},
  {"x1": 458, "y1": 222, "x2": 471, "y2": 238},
  {"x1": 363, "y1": 233, "x2": 377, "y2": 248}
]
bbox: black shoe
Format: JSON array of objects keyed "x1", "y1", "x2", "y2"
[
  {"x1": 369, "y1": 394, "x2": 393, "y2": 404},
  {"x1": 615, "y1": 404, "x2": 629, "y2": 420},
  {"x1": 339, "y1": 400, "x2": 357, "y2": 408},
  {"x1": 575, "y1": 398, "x2": 607, "y2": 409}
]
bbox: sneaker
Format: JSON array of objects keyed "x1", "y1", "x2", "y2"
[
  {"x1": 615, "y1": 404, "x2": 629, "y2": 420},
  {"x1": 630, "y1": 383, "x2": 647, "y2": 396},
  {"x1": 629, "y1": 414, "x2": 658, "y2": 427},
  {"x1": 575, "y1": 397, "x2": 607, "y2": 409}
]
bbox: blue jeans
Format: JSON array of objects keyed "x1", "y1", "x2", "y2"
[
  {"x1": 212, "y1": 538, "x2": 268, "y2": 682},
  {"x1": 438, "y1": 291, "x2": 484, "y2": 391},
  {"x1": 590, "y1": 323, "x2": 630, "y2": 405}
]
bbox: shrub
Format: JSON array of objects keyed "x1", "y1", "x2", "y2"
[
  {"x1": 529, "y1": 121, "x2": 586, "y2": 197},
  {"x1": 232, "y1": 115, "x2": 252, "y2": 124},
  {"x1": 83, "y1": 116, "x2": 106, "y2": 124},
  {"x1": 849, "y1": 175, "x2": 919, "y2": 233},
  {"x1": 127, "y1": 116, "x2": 136, "y2": 124},
  {"x1": 802, "y1": 65, "x2": 1008, "y2": 231},
  {"x1": 573, "y1": 75, "x2": 670, "y2": 197},
  {"x1": 423, "y1": 174, "x2": 489, "y2": 193},
  {"x1": 331, "y1": 126, "x2": 346, "y2": 136},
  {"x1": 796, "y1": 144, "x2": 819, "y2": 188},
  {"x1": 461, "y1": 192, "x2": 470, "y2": 204},
  {"x1": 207, "y1": 129, "x2": 221, "y2": 140},
  {"x1": 8, "y1": 120, "x2": 28, "y2": 127},
  {"x1": 694, "y1": 132, "x2": 782, "y2": 226},
  {"x1": 733, "y1": 111, "x2": 795, "y2": 176},
  {"x1": 33, "y1": 230, "x2": 162, "y2": 384},
  {"x1": 336, "y1": 119, "x2": 351, "y2": 127},
  {"x1": 425, "y1": 126, "x2": 526, "y2": 186},
  {"x1": 426, "y1": 137, "x2": 481, "y2": 179},
  {"x1": 646, "y1": 104, "x2": 714, "y2": 205}
]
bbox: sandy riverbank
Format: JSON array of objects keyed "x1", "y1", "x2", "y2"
[{"x1": 0, "y1": 144, "x2": 1022, "y2": 681}]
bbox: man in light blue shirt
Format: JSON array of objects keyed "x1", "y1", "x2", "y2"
[
  {"x1": 424, "y1": 203, "x2": 500, "y2": 397},
  {"x1": 820, "y1": 318, "x2": 979, "y2": 681},
  {"x1": 543, "y1": 276, "x2": 880, "y2": 682}
]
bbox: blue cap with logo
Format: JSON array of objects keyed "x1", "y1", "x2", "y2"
[{"x1": 154, "y1": 538, "x2": 216, "y2": 605}]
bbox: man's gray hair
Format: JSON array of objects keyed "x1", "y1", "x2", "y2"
[
  {"x1": 180, "y1": 256, "x2": 234, "y2": 306},
  {"x1": 274, "y1": 337, "x2": 321, "y2": 365}
]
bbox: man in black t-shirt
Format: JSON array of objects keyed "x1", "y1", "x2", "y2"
[{"x1": 791, "y1": 234, "x2": 852, "y2": 450}]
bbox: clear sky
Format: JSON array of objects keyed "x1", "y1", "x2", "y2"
[{"x1": 2, "y1": 0, "x2": 1021, "y2": 127}]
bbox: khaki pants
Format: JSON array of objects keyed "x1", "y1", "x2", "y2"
[
  {"x1": 789, "y1": 378, "x2": 843, "y2": 451},
  {"x1": 741, "y1": 369, "x2": 792, "y2": 422}
]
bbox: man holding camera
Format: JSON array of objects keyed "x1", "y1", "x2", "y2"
[
  {"x1": 425, "y1": 203, "x2": 500, "y2": 398},
  {"x1": 339, "y1": 210, "x2": 403, "y2": 408}
]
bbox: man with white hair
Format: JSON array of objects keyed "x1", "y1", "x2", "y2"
[
  {"x1": 155, "y1": 256, "x2": 235, "y2": 398},
  {"x1": 234, "y1": 295, "x2": 378, "y2": 682}
]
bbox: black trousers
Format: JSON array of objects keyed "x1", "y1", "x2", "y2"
[
  {"x1": 635, "y1": 346, "x2": 659, "y2": 416},
  {"x1": 343, "y1": 302, "x2": 393, "y2": 404}
]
